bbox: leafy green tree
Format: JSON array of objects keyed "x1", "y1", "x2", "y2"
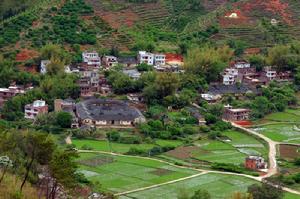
[
  {"x1": 184, "y1": 46, "x2": 233, "y2": 82},
  {"x1": 155, "y1": 72, "x2": 180, "y2": 98},
  {"x1": 20, "y1": 133, "x2": 56, "y2": 191},
  {"x1": 49, "y1": 149, "x2": 80, "y2": 199},
  {"x1": 56, "y1": 111, "x2": 72, "y2": 128}
]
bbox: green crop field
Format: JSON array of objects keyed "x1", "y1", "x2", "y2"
[
  {"x1": 190, "y1": 130, "x2": 267, "y2": 164},
  {"x1": 77, "y1": 153, "x2": 198, "y2": 193},
  {"x1": 252, "y1": 124, "x2": 300, "y2": 144},
  {"x1": 72, "y1": 139, "x2": 156, "y2": 153},
  {"x1": 120, "y1": 173, "x2": 258, "y2": 199},
  {"x1": 72, "y1": 138, "x2": 184, "y2": 154},
  {"x1": 254, "y1": 108, "x2": 300, "y2": 125}
]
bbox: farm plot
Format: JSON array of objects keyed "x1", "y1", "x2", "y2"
[
  {"x1": 196, "y1": 130, "x2": 266, "y2": 164},
  {"x1": 77, "y1": 153, "x2": 198, "y2": 193},
  {"x1": 252, "y1": 124, "x2": 300, "y2": 144},
  {"x1": 254, "y1": 108, "x2": 300, "y2": 125},
  {"x1": 72, "y1": 139, "x2": 156, "y2": 153},
  {"x1": 279, "y1": 144, "x2": 300, "y2": 160},
  {"x1": 120, "y1": 173, "x2": 258, "y2": 199},
  {"x1": 72, "y1": 138, "x2": 184, "y2": 154}
]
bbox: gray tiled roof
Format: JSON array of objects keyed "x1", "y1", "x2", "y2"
[{"x1": 76, "y1": 98, "x2": 144, "y2": 121}]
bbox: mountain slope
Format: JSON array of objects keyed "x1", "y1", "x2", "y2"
[{"x1": 1, "y1": 0, "x2": 300, "y2": 54}]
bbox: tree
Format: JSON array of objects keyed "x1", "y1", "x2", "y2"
[
  {"x1": 56, "y1": 111, "x2": 72, "y2": 128},
  {"x1": 247, "y1": 183, "x2": 283, "y2": 199},
  {"x1": 46, "y1": 57, "x2": 65, "y2": 76},
  {"x1": 48, "y1": 149, "x2": 79, "y2": 199},
  {"x1": 266, "y1": 45, "x2": 290, "y2": 71},
  {"x1": 184, "y1": 46, "x2": 233, "y2": 82},
  {"x1": 155, "y1": 72, "x2": 180, "y2": 98},
  {"x1": 191, "y1": 189, "x2": 211, "y2": 199},
  {"x1": 20, "y1": 133, "x2": 56, "y2": 191}
]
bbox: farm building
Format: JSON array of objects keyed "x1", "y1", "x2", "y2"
[
  {"x1": 245, "y1": 156, "x2": 267, "y2": 170},
  {"x1": 223, "y1": 105, "x2": 250, "y2": 121},
  {"x1": 75, "y1": 99, "x2": 146, "y2": 128}
]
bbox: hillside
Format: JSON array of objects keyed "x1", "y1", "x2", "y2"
[{"x1": 1, "y1": 0, "x2": 300, "y2": 55}]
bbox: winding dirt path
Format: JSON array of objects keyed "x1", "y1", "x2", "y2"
[{"x1": 231, "y1": 122, "x2": 279, "y2": 178}]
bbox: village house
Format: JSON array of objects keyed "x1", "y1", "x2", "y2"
[
  {"x1": 138, "y1": 51, "x2": 166, "y2": 66},
  {"x1": 82, "y1": 51, "x2": 101, "y2": 68},
  {"x1": 231, "y1": 60, "x2": 251, "y2": 69},
  {"x1": 222, "y1": 68, "x2": 239, "y2": 85},
  {"x1": 262, "y1": 66, "x2": 277, "y2": 81},
  {"x1": 127, "y1": 93, "x2": 144, "y2": 103},
  {"x1": 101, "y1": 55, "x2": 118, "y2": 69},
  {"x1": 223, "y1": 105, "x2": 250, "y2": 121},
  {"x1": 24, "y1": 100, "x2": 48, "y2": 120},
  {"x1": 154, "y1": 54, "x2": 166, "y2": 66},
  {"x1": 245, "y1": 156, "x2": 267, "y2": 170},
  {"x1": 200, "y1": 93, "x2": 222, "y2": 104},
  {"x1": 75, "y1": 99, "x2": 146, "y2": 128},
  {"x1": 222, "y1": 74, "x2": 236, "y2": 85},
  {"x1": 138, "y1": 51, "x2": 154, "y2": 65},
  {"x1": 0, "y1": 84, "x2": 33, "y2": 107}
]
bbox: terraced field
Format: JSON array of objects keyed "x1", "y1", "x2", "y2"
[
  {"x1": 77, "y1": 153, "x2": 198, "y2": 193},
  {"x1": 251, "y1": 108, "x2": 300, "y2": 143},
  {"x1": 163, "y1": 130, "x2": 267, "y2": 165},
  {"x1": 120, "y1": 173, "x2": 258, "y2": 199}
]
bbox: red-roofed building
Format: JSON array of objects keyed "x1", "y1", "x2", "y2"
[{"x1": 165, "y1": 53, "x2": 184, "y2": 66}]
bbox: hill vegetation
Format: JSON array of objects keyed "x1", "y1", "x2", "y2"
[{"x1": 1, "y1": 0, "x2": 300, "y2": 56}]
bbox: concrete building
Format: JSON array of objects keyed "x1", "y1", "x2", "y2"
[
  {"x1": 82, "y1": 52, "x2": 101, "y2": 67},
  {"x1": 245, "y1": 156, "x2": 267, "y2": 170},
  {"x1": 223, "y1": 105, "x2": 250, "y2": 121},
  {"x1": 102, "y1": 56, "x2": 118, "y2": 69},
  {"x1": 75, "y1": 99, "x2": 146, "y2": 128},
  {"x1": 0, "y1": 85, "x2": 27, "y2": 107},
  {"x1": 138, "y1": 51, "x2": 154, "y2": 65},
  {"x1": 24, "y1": 100, "x2": 48, "y2": 120}
]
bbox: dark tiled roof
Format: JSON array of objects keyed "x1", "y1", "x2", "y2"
[
  {"x1": 208, "y1": 84, "x2": 257, "y2": 95},
  {"x1": 76, "y1": 99, "x2": 144, "y2": 121}
]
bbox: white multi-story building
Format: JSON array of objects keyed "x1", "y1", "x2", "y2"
[
  {"x1": 223, "y1": 74, "x2": 235, "y2": 85},
  {"x1": 264, "y1": 67, "x2": 277, "y2": 80},
  {"x1": 24, "y1": 100, "x2": 48, "y2": 120},
  {"x1": 82, "y1": 51, "x2": 101, "y2": 67},
  {"x1": 138, "y1": 51, "x2": 154, "y2": 65},
  {"x1": 234, "y1": 61, "x2": 251, "y2": 69},
  {"x1": 224, "y1": 68, "x2": 238, "y2": 77},
  {"x1": 154, "y1": 54, "x2": 166, "y2": 66}
]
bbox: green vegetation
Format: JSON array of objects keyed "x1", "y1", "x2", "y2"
[
  {"x1": 120, "y1": 173, "x2": 258, "y2": 199},
  {"x1": 77, "y1": 152, "x2": 197, "y2": 192}
]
